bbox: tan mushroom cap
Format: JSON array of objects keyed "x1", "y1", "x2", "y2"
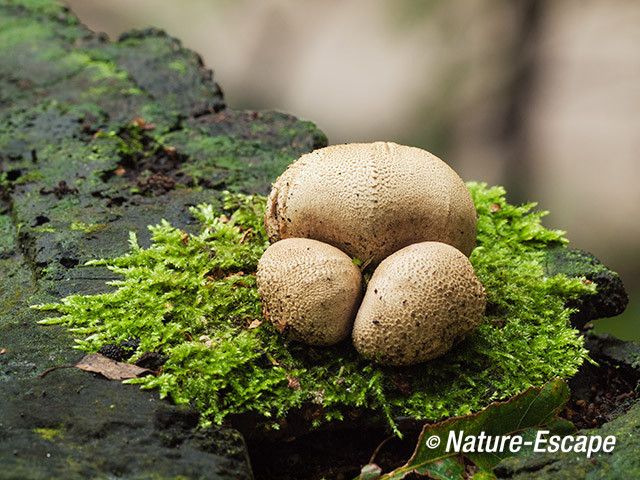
[
  {"x1": 352, "y1": 241, "x2": 485, "y2": 366},
  {"x1": 265, "y1": 141, "x2": 478, "y2": 267},
  {"x1": 256, "y1": 238, "x2": 363, "y2": 346}
]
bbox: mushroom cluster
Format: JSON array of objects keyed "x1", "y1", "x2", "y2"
[{"x1": 256, "y1": 141, "x2": 486, "y2": 366}]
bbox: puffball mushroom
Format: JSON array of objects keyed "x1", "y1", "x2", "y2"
[
  {"x1": 256, "y1": 238, "x2": 363, "y2": 346},
  {"x1": 265, "y1": 141, "x2": 478, "y2": 267},
  {"x1": 352, "y1": 241, "x2": 486, "y2": 366}
]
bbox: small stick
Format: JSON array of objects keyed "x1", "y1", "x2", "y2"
[
  {"x1": 369, "y1": 435, "x2": 394, "y2": 464},
  {"x1": 240, "y1": 228, "x2": 253, "y2": 243},
  {"x1": 39, "y1": 364, "x2": 75, "y2": 378}
]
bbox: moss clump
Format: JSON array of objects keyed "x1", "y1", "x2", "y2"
[
  {"x1": 32, "y1": 426, "x2": 65, "y2": 441},
  {"x1": 36, "y1": 183, "x2": 595, "y2": 433}
]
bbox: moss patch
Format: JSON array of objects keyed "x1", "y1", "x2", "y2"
[
  {"x1": 0, "y1": 214, "x2": 16, "y2": 256},
  {"x1": 159, "y1": 130, "x2": 316, "y2": 194},
  {"x1": 35, "y1": 183, "x2": 595, "y2": 434},
  {"x1": 32, "y1": 426, "x2": 65, "y2": 441}
]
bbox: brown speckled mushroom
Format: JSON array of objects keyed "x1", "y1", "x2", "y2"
[
  {"x1": 257, "y1": 238, "x2": 363, "y2": 346},
  {"x1": 352, "y1": 241, "x2": 486, "y2": 366},
  {"x1": 265, "y1": 141, "x2": 478, "y2": 267}
]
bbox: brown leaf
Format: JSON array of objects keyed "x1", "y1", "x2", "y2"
[
  {"x1": 248, "y1": 319, "x2": 262, "y2": 329},
  {"x1": 75, "y1": 353, "x2": 152, "y2": 380},
  {"x1": 131, "y1": 117, "x2": 155, "y2": 130},
  {"x1": 206, "y1": 268, "x2": 226, "y2": 280},
  {"x1": 273, "y1": 318, "x2": 287, "y2": 333},
  {"x1": 287, "y1": 375, "x2": 301, "y2": 390}
]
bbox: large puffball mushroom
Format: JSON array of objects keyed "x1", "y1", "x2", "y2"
[
  {"x1": 256, "y1": 238, "x2": 363, "y2": 346},
  {"x1": 352, "y1": 241, "x2": 486, "y2": 366},
  {"x1": 265, "y1": 141, "x2": 477, "y2": 267}
]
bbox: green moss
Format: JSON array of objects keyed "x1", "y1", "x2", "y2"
[
  {"x1": 32, "y1": 426, "x2": 65, "y2": 441},
  {"x1": 15, "y1": 169, "x2": 45, "y2": 184},
  {"x1": 0, "y1": 16, "x2": 86, "y2": 84},
  {"x1": 96, "y1": 126, "x2": 151, "y2": 163},
  {"x1": 120, "y1": 87, "x2": 145, "y2": 97},
  {"x1": 167, "y1": 60, "x2": 187, "y2": 75},
  {"x1": 0, "y1": 0, "x2": 69, "y2": 18},
  {"x1": 0, "y1": 214, "x2": 16, "y2": 256},
  {"x1": 32, "y1": 226, "x2": 55, "y2": 233},
  {"x1": 83, "y1": 57, "x2": 129, "y2": 82},
  {"x1": 0, "y1": 17, "x2": 56, "y2": 49},
  {"x1": 0, "y1": 100, "x2": 84, "y2": 153},
  {"x1": 35, "y1": 184, "x2": 594, "y2": 434},
  {"x1": 70, "y1": 222, "x2": 107, "y2": 234},
  {"x1": 251, "y1": 124, "x2": 268, "y2": 135},
  {"x1": 161, "y1": 132, "x2": 306, "y2": 193},
  {"x1": 543, "y1": 247, "x2": 612, "y2": 278}
]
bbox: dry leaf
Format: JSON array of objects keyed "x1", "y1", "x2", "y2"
[
  {"x1": 131, "y1": 117, "x2": 155, "y2": 130},
  {"x1": 248, "y1": 319, "x2": 262, "y2": 329},
  {"x1": 75, "y1": 353, "x2": 152, "y2": 380},
  {"x1": 287, "y1": 375, "x2": 301, "y2": 390},
  {"x1": 273, "y1": 318, "x2": 287, "y2": 333}
]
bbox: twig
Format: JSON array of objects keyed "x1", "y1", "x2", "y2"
[
  {"x1": 39, "y1": 364, "x2": 75, "y2": 378},
  {"x1": 240, "y1": 228, "x2": 253, "y2": 243},
  {"x1": 369, "y1": 435, "x2": 394, "y2": 464}
]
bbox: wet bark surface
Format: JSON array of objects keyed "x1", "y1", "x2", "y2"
[{"x1": 0, "y1": 2, "x2": 323, "y2": 478}]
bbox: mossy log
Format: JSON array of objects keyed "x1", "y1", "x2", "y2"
[{"x1": 1, "y1": 1, "x2": 323, "y2": 477}]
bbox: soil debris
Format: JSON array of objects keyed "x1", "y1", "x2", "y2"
[{"x1": 39, "y1": 180, "x2": 79, "y2": 199}]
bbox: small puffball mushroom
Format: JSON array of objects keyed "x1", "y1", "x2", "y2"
[
  {"x1": 352, "y1": 241, "x2": 485, "y2": 366},
  {"x1": 265, "y1": 141, "x2": 477, "y2": 267},
  {"x1": 257, "y1": 238, "x2": 363, "y2": 346}
]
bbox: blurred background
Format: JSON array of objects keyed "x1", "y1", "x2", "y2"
[{"x1": 63, "y1": 0, "x2": 640, "y2": 340}]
